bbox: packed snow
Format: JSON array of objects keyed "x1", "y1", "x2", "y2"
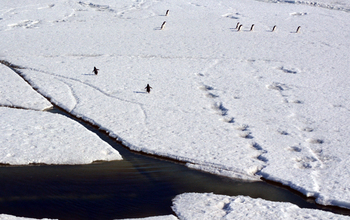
[
  {"x1": 0, "y1": 214, "x2": 178, "y2": 220},
  {"x1": 0, "y1": 63, "x2": 52, "y2": 110},
  {"x1": 0, "y1": 215, "x2": 55, "y2": 220},
  {"x1": 172, "y1": 193, "x2": 350, "y2": 220},
  {"x1": 1, "y1": 0, "x2": 350, "y2": 215},
  {"x1": 122, "y1": 215, "x2": 178, "y2": 220},
  {"x1": 0, "y1": 107, "x2": 122, "y2": 165}
]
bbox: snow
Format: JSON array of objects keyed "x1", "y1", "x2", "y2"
[
  {"x1": 0, "y1": 107, "x2": 122, "y2": 165},
  {"x1": 0, "y1": 63, "x2": 52, "y2": 110},
  {"x1": 122, "y1": 215, "x2": 178, "y2": 220},
  {"x1": 256, "y1": 0, "x2": 350, "y2": 12},
  {"x1": 172, "y1": 193, "x2": 350, "y2": 220},
  {"x1": 1, "y1": 0, "x2": 350, "y2": 213},
  {"x1": 0, "y1": 215, "x2": 55, "y2": 220},
  {"x1": 0, "y1": 214, "x2": 178, "y2": 220}
]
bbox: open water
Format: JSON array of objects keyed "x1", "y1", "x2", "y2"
[{"x1": 0, "y1": 107, "x2": 348, "y2": 220}]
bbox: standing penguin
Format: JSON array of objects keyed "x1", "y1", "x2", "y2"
[
  {"x1": 145, "y1": 84, "x2": 152, "y2": 93},
  {"x1": 272, "y1": 25, "x2": 276, "y2": 32},
  {"x1": 93, "y1": 66, "x2": 99, "y2": 75}
]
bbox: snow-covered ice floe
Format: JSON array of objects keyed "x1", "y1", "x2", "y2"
[
  {"x1": 1, "y1": 0, "x2": 350, "y2": 210},
  {"x1": 122, "y1": 215, "x2": 178, "y2": 220},
  {"x1": 172, "y1": 193, "x2": 350, "y2": 220},
  {"x1": 0, "y1": 108, "x2": 122, "y2": 165},
  {"x1": 0, "y1": 214, "x2": 55, "y2": 220},
  {"x1": 0, "y1": 63, "x2": 52, "y2": 110}
]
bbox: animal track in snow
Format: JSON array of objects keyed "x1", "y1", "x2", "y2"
[
  {"x1": 221, "y1": 12, "x2": 240, "y2": 19},
  {"x1": 237, "y1": 131, "x2": 252, "y2": 139},
  {"x1": 286, "y1": 145, "x2": 302, "y2": 152},
  {"x1": 78, "y1": 1, "x2": 114, "y2": 12},
  {"x1": 235, "y1": 124, "x2": 248, "y2": 131},
  {"x1": 197, "y1": 82, "x2": 241, "y2": 129},
  {"x1": 256, "y1": 0, "x2": 350, "y2": 12},
  {"x1": 199, "y1": 84, "x2": 214, "y2": 91},
  {"x1": 188, "y1": 2, "x2": 205, "y2": 8},
  {"x1": 212, "y1": 102, "x2": 228, "y2": 116},
  {"x1": 266, "y1": 81, "x2": 303, "y2": 104},
  {"x1": 38, "y1": 4, "x2": 55, "y2": 10},
  {"x1": 276, "y1": 128, "x2": 289, "y2": 135},
  {"x1": 248, "y1": 141, "x2": 267, "y2": 162},
  {"x1": 290, "y1": 12, "x2": 308, "y2": 16},
  {"x1": 235, "y1": 124, "x2": 253, "y2": 139},
  {"x1": 306, "y1": 138, "x2": 324, "y2": 144},
  {"x1": 293, "y1": 156, "x2": 318, "y2": 169},
  {"x1": 7, "y1": 20, "x2": 40, "y2": 29},
  {"x1": 198, "y1": 84, "x2": 219, "y2": 98},
  {"x1": 299, "y1": 127, "x2": 314, "y2": 132},
  {"x1": 278, "y1": 66, "x2": 300, "y2": 74},
  {"x1": 220, "y1": 116, "x2": 234, "y2": 123},
  {"x1": 206, "y1": 92, "x2": 219, "y2": 98},
  {"x1": 266, "y1": 82, "x2": 290, "y2": 91}
]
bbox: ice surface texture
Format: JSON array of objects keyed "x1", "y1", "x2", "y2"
[{"x1": 1, "y1": 0, "x2": 350, "y2": 209}]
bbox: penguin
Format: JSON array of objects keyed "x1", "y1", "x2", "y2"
[
  {"x1": 93, "y1": 66, "x2": 99, "y2": 75},
  {"x1": 250, "y1": 24, "x2": 254, "y2": 31},
  {"x1": 145, "y1": 84, "x2": 152, "y2": 93},
  {"x1": 272, "y1": 25, "x2": 276, "y2": 32},
  {"x1": 237, "y1": 24, "x2": 243, "y2": 31},
  {"x1": 165, "y1": 10, "x2": 169, "y2": 16},
  {"x1": 161, "y1": 21, "x2": 166, "y2": 30},
  {"x1": 235, "y1": 22, "x2": 240, "y2": 29},
  {"x1": 296, "y1": 26, "x2": 301, "y2": 33}
]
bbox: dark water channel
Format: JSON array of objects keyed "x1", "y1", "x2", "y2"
[{"x1": 0, "y1": 107, "x2": 349, "y2": 220}]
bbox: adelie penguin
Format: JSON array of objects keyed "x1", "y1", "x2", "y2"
[
  {"x1": 272, "y1": 25, "x2": 276, "y2": 32},
  {"x1": 93, "y1": 66, "x2": 99, "y2": 75},
  {"x1": 235, "y1": 22, "x2": 240, "y2": 29},
  {"x1": 145, "y1": 84, "x2": 152, "y2": 93},
  {"x1": 160, "y1": 21, "x2": 166, "y2": 30}
]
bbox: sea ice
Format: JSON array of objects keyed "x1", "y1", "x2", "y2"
[
  {"x1": 0, "y1": 63, "x2": 51, "y2": 110},
  {"x1": 172, "y1": 193, "x2": 350, "y2": 220},
  {"x1": 0, "y1": 108, "x2": 122, "y2": 165},
  {"x1": 0, "y1": 214, "x2": 55, "y2": 220},
  {"x1": 0, "y1": 0, "x2": 349, "y2": 210}
]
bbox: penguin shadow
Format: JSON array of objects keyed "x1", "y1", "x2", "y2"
[
  {"x1": 82, "y1": 73, "x2": 96, "y2": 76},
  {"x1": 153, "y1": 27, "x2": 162, "y2": 31},
  {"x1": 133, "y1": 91, "x2": 147, "y2": 94}
]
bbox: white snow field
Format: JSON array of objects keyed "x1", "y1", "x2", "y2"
[
  {"x1": 0, "y1": 63, "x2": 52, "y2": 110},
  {"x1": 122, "y1": 215, "x2": 178, "y2": 220},
  {"x1": 0, "y1": 214, "x2": 178, "y2": 220},
  {"x1": 1, "y1": 0, "x2": 350, "y2": 214},
  {"x1": 172, "y1": 193, "x2": 350, "y2": 220},
  {"x1": 0, "y1": 214, "x2": 55, "y2": 220},
  {"x1": 0, "y1": 107, "x2": 122, "y2": 165}
]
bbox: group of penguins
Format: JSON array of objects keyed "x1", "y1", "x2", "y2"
[
  {"x1": 92, "y1": 67, "x2": 152, "y2": 93},
  {"x1": 90, "y1": 11, "x2": 302, "y2": 94},
  {"x1": 89, "y1": 10, "x2": 171, "y2": 93}
]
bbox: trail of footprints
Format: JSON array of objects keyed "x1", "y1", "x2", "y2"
[
  {"x1": 198, "y1": 82, "x2": 267, "y2": 165},
  {"x1": 197, "y1": 61, "x2": 328, "y2": 175},
  {"x1": 265, "y1": 65, "x2": 326, "y2": 173}
]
